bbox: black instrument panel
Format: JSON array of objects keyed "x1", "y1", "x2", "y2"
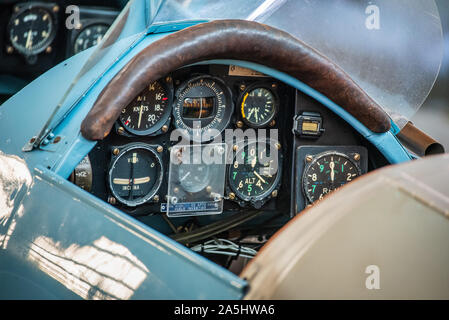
[
  {"x1": 78, "y1": 64, "x2": 292, "y2": 220},
  {"x1": 71, "y1": 64, "x2": 388, "y2": 236}
]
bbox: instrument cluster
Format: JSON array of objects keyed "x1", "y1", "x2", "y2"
[
  {"x1": 0, "y1": 1, "x2": 119, "y2": 90},
  {"x1": 76, "y1": 64, "x2": 293, "y2": 219},
  {"x1": 73, "y1": 63, "x2": 382, "y2": 230}
]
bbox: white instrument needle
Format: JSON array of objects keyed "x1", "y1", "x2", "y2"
[
  {"x1": 180, "y1": 171, "x2": 191, "y2": 182},
  {"x1": 254, "y1": 171, "x2": 266, "y2": 184},
  {"x1": 26, "y1": 29, "x2": 33, "y2": 50},
  {"x1": 330, "y1": 161, "x2": 335, "y2": 182},
  {"x1": 138, "y1": 104, "x2": 143, "y2": 128}
]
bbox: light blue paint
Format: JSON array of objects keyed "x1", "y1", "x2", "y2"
[
  {"x1": 193, "y1": 60, "x2": 412, "y2": 164},
  {"x1": 0, "y1": 165, "x2": 247, "y2": 299}
]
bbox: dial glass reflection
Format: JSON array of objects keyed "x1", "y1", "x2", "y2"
[{"x1": 178, "y1": 162, "x2": 210, "y2": 193}]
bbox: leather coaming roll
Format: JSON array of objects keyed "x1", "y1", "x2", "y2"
[{"x1": 81, "y1": 19, "x2": 391, "y2": 141}]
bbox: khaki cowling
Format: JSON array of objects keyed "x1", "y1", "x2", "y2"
[{"x1": 80, "y1": 19, "x2": 391, "y2": 141}]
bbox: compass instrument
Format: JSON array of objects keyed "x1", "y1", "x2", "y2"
[{"x1": 173, "y1": 75, "x2": 233, "y2": 142}]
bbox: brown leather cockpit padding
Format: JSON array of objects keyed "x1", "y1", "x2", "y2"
[{"x1": 81, "y1": 19, "x2": 391, "y2": 140}]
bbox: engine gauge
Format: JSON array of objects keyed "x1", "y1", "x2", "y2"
[
  {"x1": 119, "y1": 80, "x2": 172, "y2": 136},
  {"x1": 173, "y1": 76, "x2": 233, "y2": 142},
  {"x1": 302, "y1": 152, "x2": 361, "y2": 203},
  {"x1": 228, "y1": 140, "x2": 282, "y2": 208},
  {"x1": 73, "y1": 24, "x2": 109, "y2": 54},
  {"x1": 8, "y1": 5, "x2": 56, "y2": 56},
  {"x1": 239, "y1": 84, "x2": 278, "y2": 128},
  {"x1": 108, "y1": 144, "x2": 163, "y2": 207}
]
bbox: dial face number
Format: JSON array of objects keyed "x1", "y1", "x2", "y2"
[
  {"x1": 229, "y1": 141, "x2": 280, "y2": 201},
  {"x1": 73, "y1": 24, "x2": 109, "y2": 54},
  {"x1": 178, "y1": 162, "x2": 210, "y2": 193},
  {"x1": 303, "y1": 153, "x2": 360, "y2": 203},
  {"x1": 119, "y1": 81, "x2": 170, "y2": 135},
  {"x1": 9, "y1": 7, "x2": 55, "y2": 55},
  {"x1": 108, "y1": 145, "x2": 163, "y2": 207},
  {"x1": 173, "y1": 76, "x2": 233, "y2": 142},
  {"x1": 241, "y1": 87, "x2": 277, "y2": 127}
]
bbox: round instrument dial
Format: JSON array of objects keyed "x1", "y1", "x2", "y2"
[
  {"x1": 302, "y1": 152, "x2": 361, "y2": 203},
  {"x1": 8, "y1": 6, "x2": 56, "y2": 56},
  {"x1": 173, "y1": 76, "x2": 233, "y2": 142},
  {"x1": 229, "y1": 140, "x2": 282, "y2": 206},
  {"x1": 119, "y1": 80, "x2": 172, "y2": 136},
  {"x1": 178, "y1": 162, "x2": 210, "y2": 193},
  {"x1": 108, "y1": 144, "x2": 163, "y2": 207},
  {"x1": 240, "y1": 85, "x2": 278, "y2": 128},
  {"x1": 73, "y1": 24, "x2": 109, "y2": 54}
]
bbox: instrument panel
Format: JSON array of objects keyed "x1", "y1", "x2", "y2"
[
  {"x1": 71, "y1": 64, "x2": 386, "y2": 238},
  {"x1": 75, "y1": 64, "x2": 291, "y2": 220}
]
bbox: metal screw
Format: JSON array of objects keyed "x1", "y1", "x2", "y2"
[
  {"x1": 45, "y1": 46, "x2": 52, "y2": 54},
  {"x1": 157, "y1": 145, "x2": 163, "y2": 153},
  {"x1": 272, "y1": 83, "x2": 277, "y2": 89},
  {"x1": 162, "y1": 125, "x2": 168, "y2": 133},
  {"x1": 233, "y1": 145, "x2": 238, "y2": 152},
  {"x1": 166, "y1": 76, "x2": 172, "y2": 82},
  {"x1": 53, "y1": 136, "x2": 61, "y2": 144},
  {"x1": 236, "y1": 121, "x2": 244, "y2": 128},
  {"x1": 275, "y1": 143, "x2": 281, "y2": 150},
  {"x1": 153, "y1": 195, "x2": 159, "y2": 202},
  {"x1": 269, "y1": 120, "x2": 276, "y2": 127},
  {"x1": 306, "y1": 155, "x2": 313, "y2": 162},
  {"x1": 52, "y1": 5, "x2": 59, "y2": 12},
  {"x1": 206, "y1": 186, "x2": 212, "y2": 193},
  {"x1": 271, "y1": 190, "x2": 278, "y2": 198},
  {"x1": 108, "y1": 196, "x2": 116, "y2": 205},
  {"x1": 353, "y1": 153, "x2": 360, "y2": 161},
  {"x1": 174, "y1": 187, "x2": 179, "y2": 193},
  {"x1": 239, "y1": 84, "x2": 246, "y2": 91},
  {"x1": 14, "y1": 6, "x2": 20, "y2": 12},
  {"x1": 6, "y1": 46, "x2": 13, "y2": 54},
  {"x1": 117, "y1": 127, "x2": 125, "y2": 135},
  {"x1": 112, "y1": 148, "x2": 120, "y2": 155},
  {"x1": 228, "y1": 192, "x2": 235, "y2": 200}
]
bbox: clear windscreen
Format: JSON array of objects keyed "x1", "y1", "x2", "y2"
[
  {"x1": 152, "y1": 0, "x2": 444, "y2": 129},
  {"x1": 36, "y1": 0, "x2": 444, "y2": 146}
]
